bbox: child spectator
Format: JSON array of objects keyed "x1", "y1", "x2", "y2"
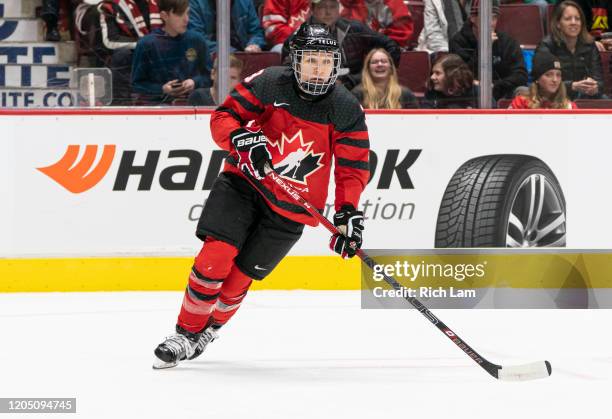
[
  {"x1": 188, "y1": 54, "x2": 244, "y2": 106},
  {"x1": 535, "y1": 0, "x2": 604, "y2": 99},
  {"x1": 417, "y1": 0, "x2": 469, "y2": 54},
  {"x1": 340, "y1": 0, "x2": 414, "y2": 48},
  {"x1": 352, "y1": 48, "x2": 418, "y2": 108},
  {"x1": 510, "y1": 50, "x2": 577, "y2": 108},
  {"x1": 262, "y1": 0, "x2": 310, "y2": 52},
  {"x1": 131, "y1": 0, "x2": 212, "y2": 104},
  {"x1": 188, "y1": 0, "x2": 266, "y2": 54},
  {"x1": 449, "y1": 0, "x2": 528, "y2": 100},
  {"x1": 421, "y1": 53, "x2": 479, "y2": 108},
  {"x1": 282, "y1": 0, "x2": 401, "y2": 90}
]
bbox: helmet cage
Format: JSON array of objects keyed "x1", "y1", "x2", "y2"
[{"x1": 291, "y1": 48, "x2": 341, "y2": 96}]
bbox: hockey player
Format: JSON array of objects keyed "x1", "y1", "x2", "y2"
[{"x1": 153, "y1": 23, "x2": 370, "y2": 369}]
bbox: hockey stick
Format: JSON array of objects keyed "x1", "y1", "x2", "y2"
[{"x1": 265, "y1": 166, "x2": 552, "y2": 381}]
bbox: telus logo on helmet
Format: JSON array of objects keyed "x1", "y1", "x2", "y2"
[{"x1": 305, "y1": 38, "x2": 337, "y2": 46}]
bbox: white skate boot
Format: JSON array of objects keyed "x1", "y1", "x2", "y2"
[{"x1": 153, "y1": 326, "x2": 218, "y2": 369}]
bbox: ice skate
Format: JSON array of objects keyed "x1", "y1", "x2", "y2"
[
  {"x1": 188, "y1": 327, "x2": 219, "y2": 361},
  {"x1": 152, "y1": 326, "x2": 218, "y2": 369}
]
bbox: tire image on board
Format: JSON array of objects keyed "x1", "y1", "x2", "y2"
[{"x1": 435, "y1": 155, "x2": 566, "y2": 248}]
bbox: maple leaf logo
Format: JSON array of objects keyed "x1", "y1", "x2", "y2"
[{"x1": 268, "y1": 130, "x2": 324, "y2": 185}]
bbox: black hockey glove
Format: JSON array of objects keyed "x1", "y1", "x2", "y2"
[
  {"x1": 329, "y1": 204, "x2": 364, "y2": 259},
  {"x1": 230, "y1": 125, "x2": 273, "y2": 180}
]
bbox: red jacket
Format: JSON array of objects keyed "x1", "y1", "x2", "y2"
[
  {"x1": 509, "y1": 95, "x2": 577, "y2": 109},
  {"x1": 340, "y1": 0, "x2": 413, "y2": 47},
  {"x1": 262, "y1": 0, "x2": 310, "y2": 46}
]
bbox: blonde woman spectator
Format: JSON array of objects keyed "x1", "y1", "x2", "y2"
[
  {"x1": 351, "y1": 48, "x2": 418, "y2": 109},
  {"x1": 510, "y1": 50, "x2": 577, "y2": 109}
]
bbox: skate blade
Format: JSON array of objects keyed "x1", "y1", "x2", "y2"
[{"x1": 152, "y1": 358, "x2": 178, "y2": 370}]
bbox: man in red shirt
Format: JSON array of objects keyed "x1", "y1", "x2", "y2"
[
  {"x1": 340, "y1": 0, "x2": 414, "y2": 48},
  {"x1": 153, "y1": 23, "x2": 370, "y2": 369}
]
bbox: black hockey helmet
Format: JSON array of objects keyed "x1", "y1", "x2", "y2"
[{"x1": 289, "y1": 23, "x2": 341, "y2": 96}]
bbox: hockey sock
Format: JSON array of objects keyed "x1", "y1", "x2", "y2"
[
  {"x1": 177, "y1": 237, "x2": 238, "y2": 333},
  {"x1": 211, "y1": 265, "x2": 253, "y2": 328}
]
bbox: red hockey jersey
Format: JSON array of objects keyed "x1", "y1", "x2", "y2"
[
  {"x1": 340, "y1": 0, "x2": 413, "y2": 47},
  {"x1": 210, "y1": 66, "x2": 370, "y2": 227},
  {"x1": 262, "y1": 0, "x2": 310, "y2": 46}
]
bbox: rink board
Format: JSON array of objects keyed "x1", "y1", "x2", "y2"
[{"x1": 1, "y1": 108, "x2": 611, "y2": 291}]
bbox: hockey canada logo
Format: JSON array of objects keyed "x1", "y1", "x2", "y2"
[
  {"x1": 37, "y1": 145, "x2": 116, "y2": 193},
  {"x1": 268, "y1": 130, "x2": 324, "y2": 185}
]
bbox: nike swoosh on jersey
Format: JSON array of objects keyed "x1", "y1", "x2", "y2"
[
  {"x1": 254, "y1": 265, "x2": 268, "y2": 271},
  {"x1": 273, "y1": 101, "x2": 290, "y2": 107}
]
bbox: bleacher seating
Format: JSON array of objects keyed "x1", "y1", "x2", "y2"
[
  {"x1": 233, "y1": 52, "x2": 281, "y2": 79},
  {"x1": 397, "y1": 50, "x2": 430, "y2": 94},
  {"x1": 406, "y1": 1, "x2": 424, "y2": 50},
  {"x1": 497, "y1": 5, "x2": 544, "y2": 48},
  {"x1": 499, "y1": 98, "x2": 612, "y2": 109},
  {"x1": 575, "y1": 99, "x2": 612, "y2": 108}
]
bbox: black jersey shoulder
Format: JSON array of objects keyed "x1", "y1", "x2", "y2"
[
  {"x1": 242, "y1": 66, "x2": 294, "y2": 98},
  {"x1": 242, "y1": 65, "x2": 366, "y2": 132},
  {"x1": 326, "y1": 84, "x2": 367, "y2": 133}
]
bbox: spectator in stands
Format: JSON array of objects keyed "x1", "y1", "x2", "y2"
[
  {"x1": 41, "y1": 0, "x2": 61, "y2": 41},
  {"x1": 535, "y1": 0, "x2": 604, "y2": 99},
  {"x1": 510, "y1": 50, "x2": 577, "y2": 108},
  {"x1": 417, "y1": 0, "x2": 469, "y2": 54},
  {"x1": 79, "y1": 0, "x2": 163, "y2": 63},
  {"x1": 188, "y1": 0, "x2": 266, "y2": 54},
  {"x1": 351, "y1": 48, "x2": 419, "y2": 108},
  {"x1": 188, "y1": 54, "x2": 244, "y2": 106},
  {"x1": 421, "y1": 53, "x2": 479, "y2": 108},
  {"x1": 75, "y1": 0, "x2": 163, "y2": 104},
  {"x1": 262, "y1": 0, "x2": 310, "y2": 53},
  {"x1": 131, "y1": 0, "x2": 212, "y2": 104},
  {"x1": 339, "y1": 0, "x2": 414, "y2": 49},
  {"x1": 282, "y1": 0, "x2": 401, "y2": 90},
  {"x1": 449, "y1": 0, "x2": 528, "y2": 100}
]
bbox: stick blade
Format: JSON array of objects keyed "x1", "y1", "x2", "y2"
[{"x1": 497, "y1": 360, "x2": 552, "y2": 381}]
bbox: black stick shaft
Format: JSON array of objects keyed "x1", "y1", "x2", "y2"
[{"x1": 266, "y1": 169, "x2": 501, "y2": 378}]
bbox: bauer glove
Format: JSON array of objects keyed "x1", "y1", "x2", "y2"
[
  {"x1": 231, "y1": 124, "x2": 273, "y2": 180},
  {"x1": 329, "y1": 204, "x2": 364, "y2": 259}
]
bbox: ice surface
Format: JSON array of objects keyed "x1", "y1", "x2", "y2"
[{"x1": 0, "y1": 291, "x2": 609, "y2": 418}]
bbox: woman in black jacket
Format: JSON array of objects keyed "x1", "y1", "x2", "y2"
[{"x1": 535, "y1": 0, "x2": 604, "y2": 99}]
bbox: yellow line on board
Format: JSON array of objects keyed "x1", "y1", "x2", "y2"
[
  {"x1": 0, "y1": 257, "x2": 361, "y2": 292},
  {"x1": 2, "y1": 253, "x2": 611, "y2": 292}
]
